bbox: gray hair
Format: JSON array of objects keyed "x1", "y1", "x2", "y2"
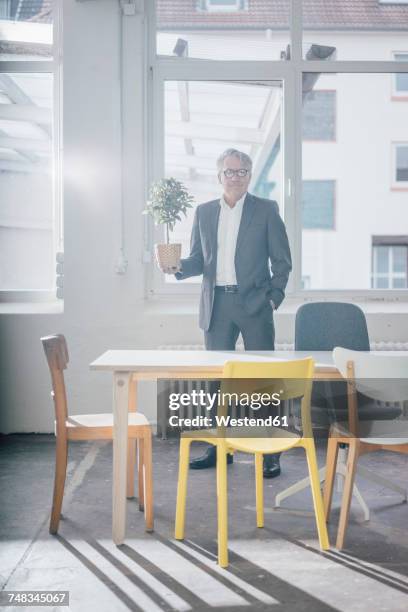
[{"x1": 216, "y1": 148, "x2": 253, "y2": 173}]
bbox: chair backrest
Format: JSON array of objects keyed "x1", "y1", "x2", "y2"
[
  {"x1": 333, "y1": 347, "x2": 408, "y2": 403},
  {"x1": 220, "y1": 358, "x2": 315, "y2": 438},
  {"x1": 295, "y1": 302, "x2": 370, "y2": 351},
  {"x1": 41, "y1": 335, "x2": 69, "y2": 433}
]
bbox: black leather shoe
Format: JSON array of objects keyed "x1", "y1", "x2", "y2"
[
  {"x1": 263, "y1": 454, "x2": 281, "y2": 479},
  {"x1": 189, "y1": 445, "x2": 234, "y2": 470}
]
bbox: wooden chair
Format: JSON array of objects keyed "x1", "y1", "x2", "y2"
[
  {"x1": 41, "y1": 334, "x2": 153, "y2": 535},
  {"x1": 324, "y1": 347, "x2": 408, "y2": 549}
]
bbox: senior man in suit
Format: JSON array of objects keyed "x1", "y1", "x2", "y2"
[{"x1": 160, "y1": 148, "x2": 292, "y2": 478}]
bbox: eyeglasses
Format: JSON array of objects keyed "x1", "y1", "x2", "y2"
[{"x1": 222, "y1": 168, "x2": 250, "y2": 178}]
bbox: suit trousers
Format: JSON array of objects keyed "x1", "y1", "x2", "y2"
[
  {"x1": 204, "y1": 290, "x2": 279, "y2": 463},
  {"x1": 204, "y1": 290, "x2": 275, "y2": 350}
]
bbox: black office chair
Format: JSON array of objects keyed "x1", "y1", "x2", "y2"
[
  {"x1": 295, "y1": 302, "x2": 369, "y2": 352},
  {"x1": 295, "y1": 302, "x2": 400, "y2": 426}
]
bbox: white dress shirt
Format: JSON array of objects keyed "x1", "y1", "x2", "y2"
[{"x1": 215, "y1": 192, "x2": 246, "y2": 286}]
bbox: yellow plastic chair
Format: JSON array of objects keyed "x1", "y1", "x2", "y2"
[{"x1": 175, "y1": 358, "x2": 330, "y2": 567}]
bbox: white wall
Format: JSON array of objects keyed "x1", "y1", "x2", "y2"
[{"x1": 1, "y1": 2, "x2": 408, "y2": 434}]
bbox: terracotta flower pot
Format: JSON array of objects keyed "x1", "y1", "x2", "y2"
[{"x1": 155, "y1": 243, "x2": 182, "y2": 269}]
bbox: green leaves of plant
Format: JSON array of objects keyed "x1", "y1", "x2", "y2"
[{"x1": 143, "y1": 177, "x2": 194, "y2": 233}]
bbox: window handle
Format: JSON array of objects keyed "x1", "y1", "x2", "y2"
[{"x1": 287, "y1": 178, "x2": 293, "y2": 197}]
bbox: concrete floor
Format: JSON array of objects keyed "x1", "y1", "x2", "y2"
[{"x1": 1, "y1": 434, "x2": 408, "y2": 612}]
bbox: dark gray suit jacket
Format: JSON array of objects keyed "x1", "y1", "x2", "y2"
[{"x1": 175, "y1": 193, "x2": 292, "y2": 331}]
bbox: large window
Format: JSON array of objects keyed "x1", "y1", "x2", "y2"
[
  {"x1": 150, "y1": 1, "x2": 408, "y2": 297},
  {"x1": 160, "y1": 79, "x2": 283, "y2": 289},
  {"x1": 0, "y1": 1, "x2": 61, "y2": 301},
  {"x1": 0, "y1": 72, "x2": 54, "y2": 291},
  {"x1": 302, "y1": 73, "x2": 408, "y2": 290}
]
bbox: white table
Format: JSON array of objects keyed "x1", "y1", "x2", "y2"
[{"x1": 90, "y1": 349, "x2": 340, "y2": 544}]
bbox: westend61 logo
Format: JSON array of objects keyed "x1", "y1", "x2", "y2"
[{"x1": 168, "y1": 388, "x2": 288, "y2": 429}]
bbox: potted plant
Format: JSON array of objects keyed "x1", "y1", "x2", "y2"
[{"x1": 144, "y1": 177, "x2": 194, "y2": 270}]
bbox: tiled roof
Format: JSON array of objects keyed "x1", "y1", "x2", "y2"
[
  {"x1": 157, "y1": 0, "x2": 408, "y2": 31},
  {"x1": 13, "y1": 0, "x2": 408, "y2": 30}
]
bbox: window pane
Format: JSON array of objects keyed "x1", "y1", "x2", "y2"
[
  {"x1": 396, "y1": 145, "x2": 408, "y2": 182},
  {"x1": 376, "y1": 277, "x2": 389, "y2": 289},
  {"x1": 302, "y1": 275, "x2": 311, "y2": 289},
  {"x1": 156, "y1": 0, "x2": 289, "y2": 61},
  {"x1": 209, "y1": 0, "x2": 238, "y2": 6},
  {"x1": 376, "y1": 246, "x2": 389, "y2": 274},
  {"x1": 395, "y1": 72, "x2": 408, "y2": 93},
  {"x1": 302, "y1": 180, "x2": 335, "y2": 229},
  {"x1": 0, "y1": 228, "x2": 53, "y2": 289},
  {"x1": 393, "y1": 277, "x2": 407, "y2": 288},
  {"x1": 395, "y1": 54, "x2": 408, "y2": 92},
  {"x1": 0, "y1": 0, "x2": 50, "y2": 21},
  {"x1": 302, "y1": 73, "x2": 408, "y2": 290},
  {"x1": 393, "y1": 246, "x2": 408, "y2": 273},
  {"x1": 0, "y1": 72, "x2": 54, "y2": 291},
  {"x1": 0, "y1": 0, "x2": 53, "y2": 60},
  {"x1": 163, "y1": 80, "x2": 283, "y2": 284},
  {"x1": 303, "y1": 1, "x2": 408, "y2": 61},
  {"x1": 302, "y1": 91, "x2": 335, "y2": 141}
]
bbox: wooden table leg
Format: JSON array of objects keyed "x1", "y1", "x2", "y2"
[
  {"x1": 127, "y1": 377, "x2": 137, "y2": 498},
  {"x1": 113, "y1": 371, "x2": 130, "y2": 545}
]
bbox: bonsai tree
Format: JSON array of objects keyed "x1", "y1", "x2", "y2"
[{"x1": 144, "y1": 177, "x2": 194, "y2": 244}]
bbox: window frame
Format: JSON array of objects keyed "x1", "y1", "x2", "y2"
[
  {"x1": 148, "y1": 63, "x2": 292, "y2": 297},
  {"x1": 392, "y1": 51, "x2": 408, "y2": 99},
  {"x1": 202, "y1": 0, "x2": 246, "y2": 13},
  {"x1": 147, "y1": 0, "x2": 408, "y2": 301},
  {"x1": 372, "y1": 237, "x2": 408, "y2": 289},
  {"x1": 391, "y1": 142, "x2": 408, "y2": 190},
  {"x1": 0, "y1": 0, "x2": 62, "y2": 305}
]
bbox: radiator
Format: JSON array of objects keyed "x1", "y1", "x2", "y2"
[
  {"x1": 370, "y1": 341, "x2": 408, "y2": 350},
  {"x1": 157, "y1": 342, "x2": 408, "y2": 437},
  {"x1": 158, "y1": 342, "x2": 408, "y2": 351},
  {"x1": 157, "y1": 342, "x2": 294, "y2": 351},
  {"x1": 157, "y1": 378, "x2": 212, "y2": 438}
]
